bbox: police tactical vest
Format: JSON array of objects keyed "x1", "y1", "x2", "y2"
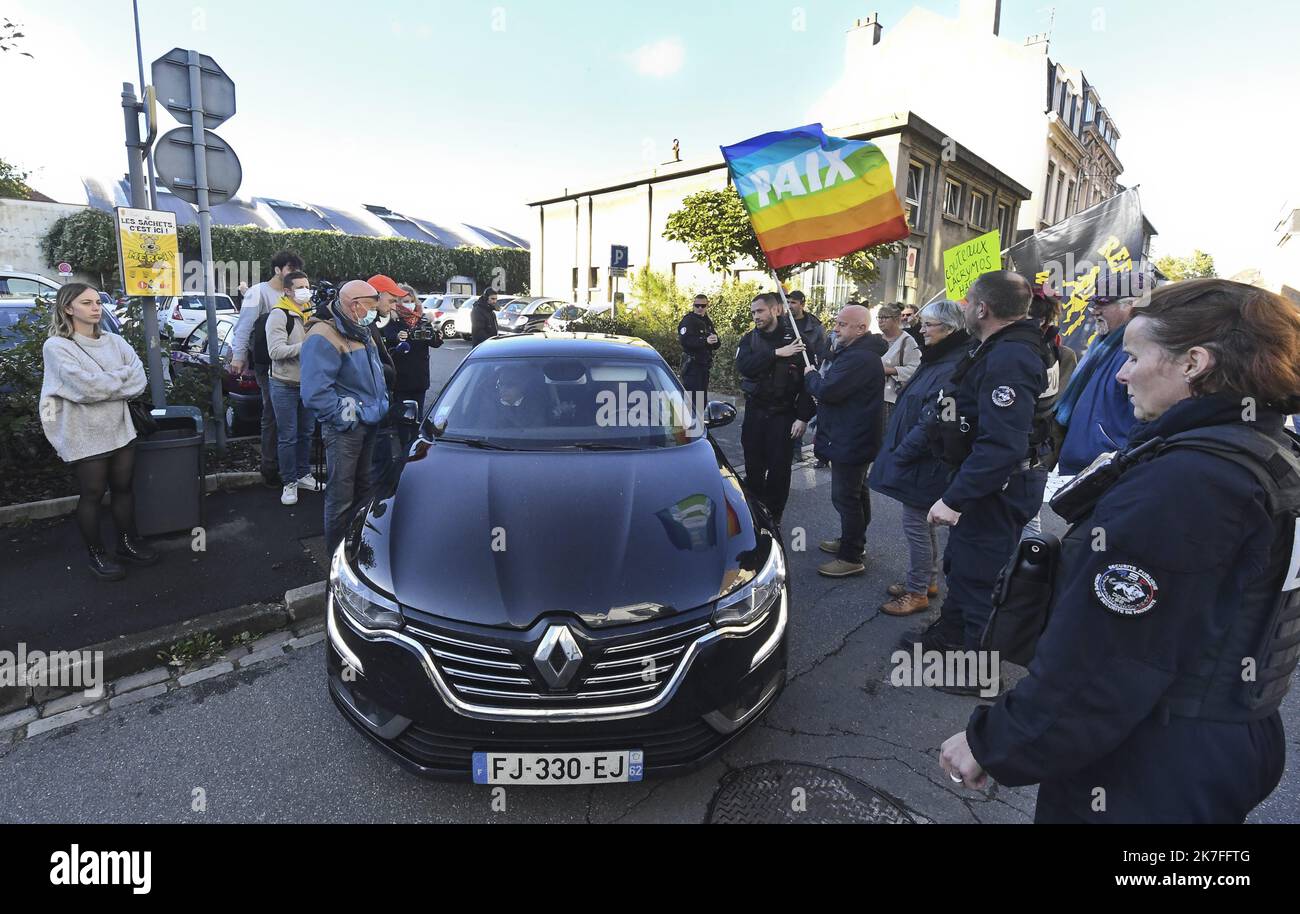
[
  {"x1": 741, "y1": 326, "x2": 802, "y2": 412},
  {"x1": 1055, "y1": 423, "x2": 1300, "y2": 722},
  {"x1": 929, "y1": 321, "x2": 1050, "y2": 466}
]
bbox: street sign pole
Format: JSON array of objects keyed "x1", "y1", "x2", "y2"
[
  {"x1": 122, "y1": 81, "x2": 167, "y2": 408},
  {"x1": 186, "y1": 50, "x2": 226, "y2": 452}
]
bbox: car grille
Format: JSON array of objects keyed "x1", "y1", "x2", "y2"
[
  {"x1": 394, "y1": 718, "x2": 722, "y2": 773},
  {"x1": 405, "y1": 612, "x2": 713, "y2": 711}
]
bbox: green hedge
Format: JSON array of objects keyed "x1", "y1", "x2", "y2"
[{"x1": 41, "y1": 208, "x2": 531, "y2": 295}]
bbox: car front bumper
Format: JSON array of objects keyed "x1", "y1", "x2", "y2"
[{"x1": 326, "y1": 589, "x2": 788, "y2": 780}]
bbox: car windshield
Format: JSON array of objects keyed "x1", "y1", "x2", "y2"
[
  {"x1": 430, "y1": 356, "x2": 701, "y2": 451},
  {"x1": 504, "y1": 302, "x2": 525, "y2": 314}
]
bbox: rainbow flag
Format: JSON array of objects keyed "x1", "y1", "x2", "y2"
[{"x1": 721, "y1": 123, "x2": 910, "y2": 270}]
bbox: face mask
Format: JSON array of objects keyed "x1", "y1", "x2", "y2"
[
  {"x1": 293, "y1": 289, "x2": 313, "y2": 305},
  {"x1": 357, "y1": 308, "x2": 377, "y2": 327}
]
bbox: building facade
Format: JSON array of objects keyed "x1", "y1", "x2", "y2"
[
  {"x1": 528, "y1": 112, "x2": 1029, "y2": 310},
  {"x1": 811, "y1": 0, "x2": 1124, "y2": 239}
]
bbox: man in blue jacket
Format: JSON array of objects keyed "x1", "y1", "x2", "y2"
[
  {"x1": 301, "y1": 279, "x2": 391, "y2": 554},
  {"x1": 804, "y1": 304, "x2": 885, "y2": 578},
  {"x1": 1055, "y1": 295, "x2": 1138, "y2": 475}
]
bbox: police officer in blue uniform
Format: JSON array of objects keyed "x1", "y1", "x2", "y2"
[
  {"x1": 678, "y1": 294, "x2": 720, "y2": 407},
  {"x1": 736, "y1": 293, "x2": 816, "y2": 526},
  {"x1": 913, "y1": 271, "x2": 1051, "y2": 655},
  {"x1": 941, "y1": 279, "x2": 1300, "y2": 823}
]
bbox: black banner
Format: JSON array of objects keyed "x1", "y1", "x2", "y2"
[{"x1": 1006, "y1": 188, "x2": 1155, "y2": 352}]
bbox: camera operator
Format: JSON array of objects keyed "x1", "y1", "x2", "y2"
[{"x1": 386, "y1": 284, "x2": 442, "y2": 447}]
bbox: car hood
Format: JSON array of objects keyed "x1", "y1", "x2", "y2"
[{"x1": 351, "y1": 438, "x2": 762, "y2": 630}]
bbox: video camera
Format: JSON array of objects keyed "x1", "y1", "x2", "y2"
[{"x1": 312, "y1": 281, "x2": 339, "y2": 312}]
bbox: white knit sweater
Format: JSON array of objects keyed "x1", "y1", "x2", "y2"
[{"x1": 40, "y1": 332, "x2": 148, "y2": 463}]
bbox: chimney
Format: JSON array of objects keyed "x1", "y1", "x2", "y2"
[
  {"x1": 959, "y1": 0, "x2": 1002, "y2": 36},
  {"x1": 852, "y1": 12, "x2": 882, "y2": 46}
]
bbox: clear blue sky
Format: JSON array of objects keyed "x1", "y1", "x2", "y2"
[{"x1": 4, "y1": 0, "x2": 1297, "y2": 275}]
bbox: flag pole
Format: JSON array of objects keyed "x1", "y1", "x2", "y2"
[{"x1": 770, "y1": 271, "x2": 813, "y2": 370}]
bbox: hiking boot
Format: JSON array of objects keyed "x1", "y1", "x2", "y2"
[
  {"x1": 819, "y1": 539, "x2": 841, "y2": 555},
  {"x1": 116, "y1": 533, "x2": 158, "y2": 566},
  {"x1": 888, "y1": 580, "x2": 941, "y2": 598},
  {"x1": 88, "y1": 547, "x2": 126, "y2": 581},
  {"x1": 818, "y1": 558, "x2": 865, "y2": 578},
  {"x1": 281, "y1": 482, "x2": 299, "y2": 506},
  {"x1": 897, "y1": 615, "x2": 963, "y2": 653},
  {"x1": 881, "y1": 592, "x2": 930, "y2": 616}
]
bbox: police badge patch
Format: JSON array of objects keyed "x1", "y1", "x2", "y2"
[
  {"x1": 991, "y1": 386, "x2": 1016, "y2": 408},
  {"x1": 1094, "y1": 565, "x2": 1159, "y2": 616}
]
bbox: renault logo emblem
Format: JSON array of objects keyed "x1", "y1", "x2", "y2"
[{"x1": 534, "y1": 624, "x2": 583, "y2": 690}]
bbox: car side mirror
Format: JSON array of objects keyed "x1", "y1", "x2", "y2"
[
  {"x1": 704, "y1": 401, "x2": 737, "y2": 430},
  {"x1": 401, "y1": 399, "x2": 421, "y2": 425}
]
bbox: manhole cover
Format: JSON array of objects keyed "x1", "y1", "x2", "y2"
[{"x1": 707, "y1": 762, "x2": 914, "y2": 824}]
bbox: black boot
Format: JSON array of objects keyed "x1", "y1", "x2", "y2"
[
  {"x1": 897, "y1": 614, "x2": 963, "y2": 653},
  {"x1": 116, "y1": 533, "x2": 159, "y2": 566},
  {"x1": 88, "y1": 547, "x2": 126, "y2": 581}
]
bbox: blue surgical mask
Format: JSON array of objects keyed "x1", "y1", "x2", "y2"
[{"x1": 357, "y1": 308, "x2": 377, "y2": 327}]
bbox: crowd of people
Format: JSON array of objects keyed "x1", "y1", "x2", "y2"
[
  {"x1": 34, "y1": 252, "x2": 1300, "y2": 822},
  {"x1": 692, "y1": 272, "x2": 1300, "y2": 823},
  {"x1": 38, "y1": 251, "x2": 448, "y2": 571}
]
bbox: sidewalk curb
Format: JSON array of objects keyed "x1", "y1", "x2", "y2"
[
  {"x1": 0, "y1": 472, "x2": 263, "y2": 527},
  {"x1": 0, "y1": 581, "x2": 330, "y2": 747}
]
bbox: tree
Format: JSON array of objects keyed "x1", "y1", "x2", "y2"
[
  {"x1": 663, "y1": 186, "x2": 900, "y2": 286},
  {"x1": 1, "y1": 18, "x2": 33, "y2": 58},
  {"x1": 1155, "y1": 249, "x2": 1217, "y2": 282},
  {"x1": 0, "y1": 156, "x2": 33, "y2": 200}
]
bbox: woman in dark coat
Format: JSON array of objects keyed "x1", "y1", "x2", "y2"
[{"x1": 868, "y1": 299, "x2": 970, "y2": 616}]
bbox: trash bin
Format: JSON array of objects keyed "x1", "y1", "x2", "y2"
[{"x1": 133, "y1": 405, "x2": 205, "y2": 537}]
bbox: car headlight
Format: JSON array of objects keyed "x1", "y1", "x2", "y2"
[
  {"x1": 714, "y1": 537, "x2": 786, "y2": 628},
  {"x1": 330, "y1": 545, "x2": 403, "y2": 631}
]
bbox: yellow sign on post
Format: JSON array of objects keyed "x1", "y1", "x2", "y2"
[
  {"x1": 114, "y1": 207, "x2": 180, "y2": 297},
  {"x1": 942, "y1": 230, "x2": 1002, "y2": 302}
]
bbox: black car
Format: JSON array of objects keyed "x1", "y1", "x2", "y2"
[{"x1": 327, "y1": 333, "x2": 788, "y2": 783}]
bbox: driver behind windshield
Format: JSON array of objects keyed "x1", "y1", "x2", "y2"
[{"x1": 490, "y1": 365, "x2": 549, "y2": 429}]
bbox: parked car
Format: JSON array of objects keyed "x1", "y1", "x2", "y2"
[
  {"x1": 0, "y1": 270, "x2": 61, "y2": 303},
  {"x1": 423, "y1": 294, "x2": 471, "y2": 340},
  {"x1": 451, "y1": 294, "x2": 519, "y2": 340},
  {"x1": 326, "y1": 333, "x2": 787, "y2": 782},
  {"x1": 496, "y1": 297, "x2": 566, "y2": 335},
  {"x1": 169, "y1": 315, "x2": 261, "y2": 434},
  {"x1": 544, "y1": 302, "x2": 614, "y2": 332},
  {"x1": 0, "y1": 301, "x2": 121, "y2": 351},
  {"x1": 158, "y1": 293, "x2": 238, "y2": 337}
]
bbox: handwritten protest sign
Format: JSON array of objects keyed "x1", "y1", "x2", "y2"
[{"x1": 942, "y1": 230, "x2": 1001, "y2": 302}]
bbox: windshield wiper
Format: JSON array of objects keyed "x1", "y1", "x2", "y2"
[
  {"x1": 434, "y1": 436, "x2": 516, "y2": 451},
  {"x1": 563, "y1": 442, "x2": 647, "y2": 451}
]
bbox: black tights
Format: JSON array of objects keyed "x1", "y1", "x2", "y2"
[{"x1": 73, "y1": 445, "x2": 136, "y2": 550}]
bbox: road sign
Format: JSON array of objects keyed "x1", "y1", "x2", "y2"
[
  {"x1": 114, "y1": 208, "x2": 180, "y2": 297},
  {"x1": 154, "y1": 127, "x2": 243, "y2": 205},
  {"x1": 611, "y1": 245, "x2": 629, "y2": 270},
  {"x1": 57, "y1": 262, "x2": 72, "y2": 276},
  {"x1": 151, "y1": 48, "x2": 235, "y2": 129}
]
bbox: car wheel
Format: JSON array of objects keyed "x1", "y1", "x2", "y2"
[{"x1": 442, "y1": 321, "x2": 456, "y2": 339}]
